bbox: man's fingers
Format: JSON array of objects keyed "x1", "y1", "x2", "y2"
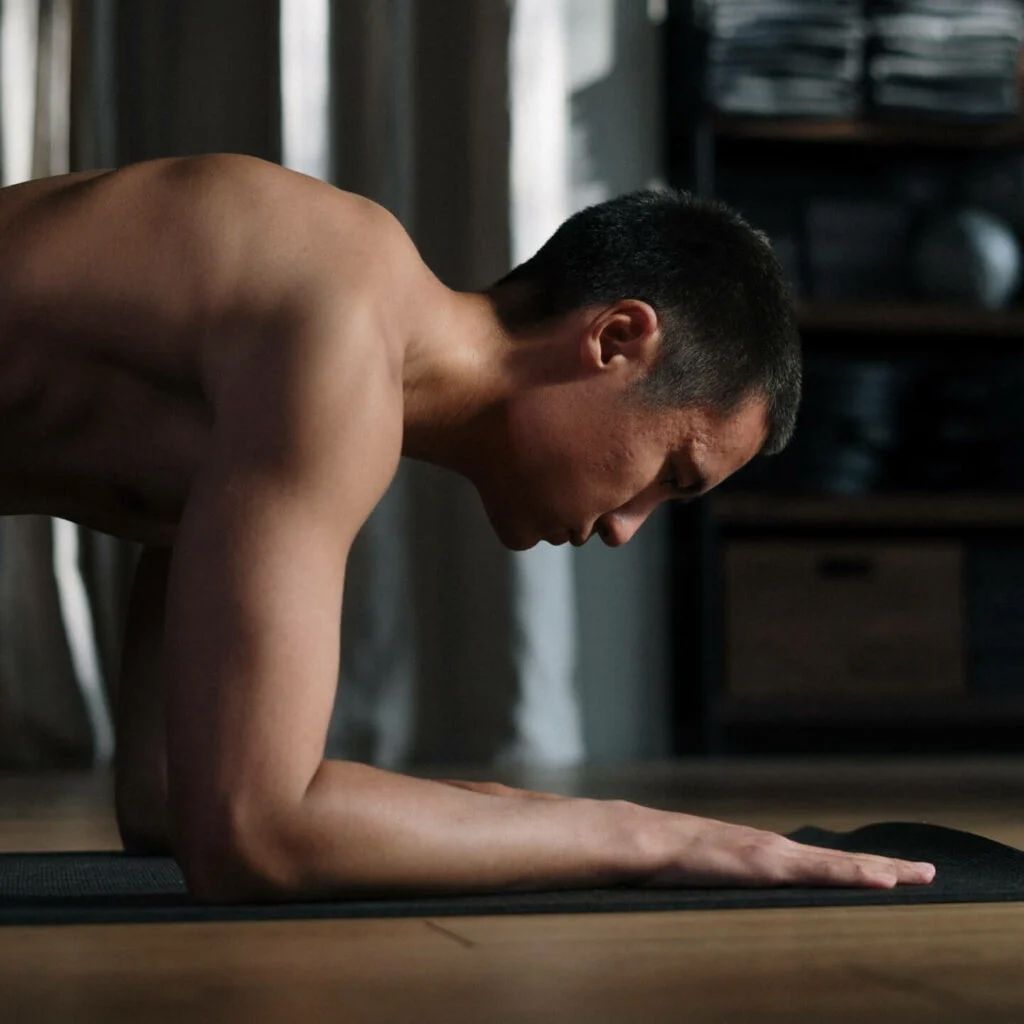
[
  {"x1": 627, "y1": 809, "x2": 938, "y2": 890},
  {"x1": 782, "y1": 839, "x2": 936, "y2": 887}
]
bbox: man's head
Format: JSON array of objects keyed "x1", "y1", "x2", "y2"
[{"x1": 471, "y1": 188, "x2": 801, "y2": 550}]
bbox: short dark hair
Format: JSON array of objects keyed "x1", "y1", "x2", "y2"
[{"x1": 486, "y1": 188, "x2": 802, "y2": 456}]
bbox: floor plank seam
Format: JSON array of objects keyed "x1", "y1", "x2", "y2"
[
  {"x1": 847, "y1": 965, "x2": 979, "y2": 1011},
  {"x1": 423, "y1": 919, "x2": 475, "y2": 949}
]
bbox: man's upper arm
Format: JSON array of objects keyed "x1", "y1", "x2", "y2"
[{"x1": 161, "y1": 312, "x2": 401, "y2": 872}]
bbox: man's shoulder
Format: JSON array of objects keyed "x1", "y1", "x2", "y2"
[
  {"x1": 195, "y1": 154, "x2": 417, "y2": 269},
  {"x1": 204, "y1": 156, "x2": 424, "y2": 325},
  {"x1": 205, "y1": 164, "x2": 408, "y2": 467}
]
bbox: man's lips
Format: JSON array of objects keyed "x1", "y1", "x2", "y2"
[
  {"x1": 546, "y1": 528, "x2": 575, "y2": 546},
  {"x1": 546, "y1": 526, "x2": 592, "y2": 547}
]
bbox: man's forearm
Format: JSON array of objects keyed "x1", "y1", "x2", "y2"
[
  {"x1": 176, "y1": 759, "x2": 940, "y2": 901},
  {"x1": 194, "y1": 759, "x2": 648, "y2": 901}
]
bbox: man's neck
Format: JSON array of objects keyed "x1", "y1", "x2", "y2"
[{"x1": 399, "y1": 287, "x2": 511, "y2": 482}]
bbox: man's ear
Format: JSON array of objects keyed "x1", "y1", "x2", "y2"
[{"x1": 584, "y1": 300, "x2": 660, "y2": 370}]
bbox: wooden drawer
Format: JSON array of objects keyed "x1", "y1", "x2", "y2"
[{"x1": 724, "y1": 540, "x2": 964, "y2": 700}]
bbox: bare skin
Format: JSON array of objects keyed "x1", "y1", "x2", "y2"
[{"x1": 0, "y1": 155, "x2": 935, "y2": 900}]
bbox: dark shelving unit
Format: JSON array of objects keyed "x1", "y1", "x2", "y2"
[{"x1": 664, "y1": 0, "x2": 1024, "y2": 757}]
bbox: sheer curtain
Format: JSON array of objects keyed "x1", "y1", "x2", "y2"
[
  {"x1": 0, "y1": 0, "x2": 281, "y2": 769},
  {"x1": 0, "y1": 0, "x2": 117, "y2": 768},
  {"x1": 317, "y1": 0, "x2": 670, "y2": 767},
  {"x1": 309, "y1": 0, "x2": 584, "y2": 767}
]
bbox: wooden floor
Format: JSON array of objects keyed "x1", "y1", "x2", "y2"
[{"x1": 2, "y1": 756, "x2": 1024, "y2": 1023}]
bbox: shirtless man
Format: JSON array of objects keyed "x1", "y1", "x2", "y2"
[{"x1": 0, "y1": 154, "x2": 935, "y2": 901}]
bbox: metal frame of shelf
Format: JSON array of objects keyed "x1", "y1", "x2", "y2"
[
  {"x1": 713, "y1": 115, "x2": 1024, "y2": 149},
  {"x1": 797, "y1": 302, "x2": 1024, "y2": 340},
  {"x1": 712, "y1": 493, "x2": 1024, "y2": 531}
]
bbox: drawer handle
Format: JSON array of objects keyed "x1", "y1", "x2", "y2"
[{"x1": 817, "y1": 557, "x2": 874, "y2": 579}]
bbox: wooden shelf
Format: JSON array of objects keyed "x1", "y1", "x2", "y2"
[
  {"x1": 711, "y1": 493, "x2": 1024, "y2": 530},
  {"x1": 714, "y1": 114, "x2": 1024, "y2": 148},
  {"x1": 797, "y1": 301, "x2": 1024, "y2": 339},
  {"x1": 716, "y1": 694, "x2": 1024, "y2": 728}
]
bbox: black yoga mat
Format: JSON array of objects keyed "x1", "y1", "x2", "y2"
[{"x1": 2, "y1": 821, "x2": 1022, "y2": 926}]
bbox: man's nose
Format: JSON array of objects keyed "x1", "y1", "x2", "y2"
[
  {"x1": 599, "y1": 487, "x2": 672, "y2": 546},
  {"x1": 600, "y1": 507, "x2": 651, "y2": 547}
]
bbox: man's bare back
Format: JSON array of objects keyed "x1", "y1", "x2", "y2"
[{"x1": 0, "y1": 156, "x2": 935, "y2": 900}]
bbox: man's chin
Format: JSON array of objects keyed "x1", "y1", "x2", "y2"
[
  {"x1": 480, "y1": 498, "x2": 538, "y2": 550},
  {"x1": 491, "y1": 520, "x2": 540, "y2": 552},
  {"x1": 506, "y1": 535, "x2": 539, "y2": 551},
  {"x1": 494, "y1": 523, "x2": 538, "y2": 551}
]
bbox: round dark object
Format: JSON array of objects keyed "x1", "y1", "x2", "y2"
[
  {"x1": 964, "y1": 154, "x2": 1024, "y2": 237},
  {"x1": 911, "y1": 207, "x2": 1022, "y2": 309}
]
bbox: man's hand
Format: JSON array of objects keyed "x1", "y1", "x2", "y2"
[
  {"x1": 615, "y1": 802, "x2": 936, "y2": 890},
  {"x1": 429, "y1": 785, "x2": 934, "y2": 889}
]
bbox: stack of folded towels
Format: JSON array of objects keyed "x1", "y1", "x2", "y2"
[
  {"x1": 707, "y1": 0, "x2": 867, "y2": 117},
  {"x1": 867, "y1": 0, "x2": 1024, "y2": 120},
  {"x1": 706, "y1": 0, "x2": 1024, "y2": 121}
]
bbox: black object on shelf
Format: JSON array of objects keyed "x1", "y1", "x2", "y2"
[
  {"x1": 729, "y1": 353, "x2": 1024, "y2": 497},
  {"x1": 729, "y1": 356, "x2": 913, "y2": 495},
  {"x1": 805, "y1": 195, "x2": 914, "y2": 301},
  {"x1": 901, "y1": 357, "x2": 1024, "y2": 492}
]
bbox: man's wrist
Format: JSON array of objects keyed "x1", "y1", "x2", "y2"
[{"x1": 584, "y1": 797, "x2": 659, "y2": 887}]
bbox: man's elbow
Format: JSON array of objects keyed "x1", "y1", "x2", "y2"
[{"x1": 172, "y1": 797, "x2": 298, "y2": 904}]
